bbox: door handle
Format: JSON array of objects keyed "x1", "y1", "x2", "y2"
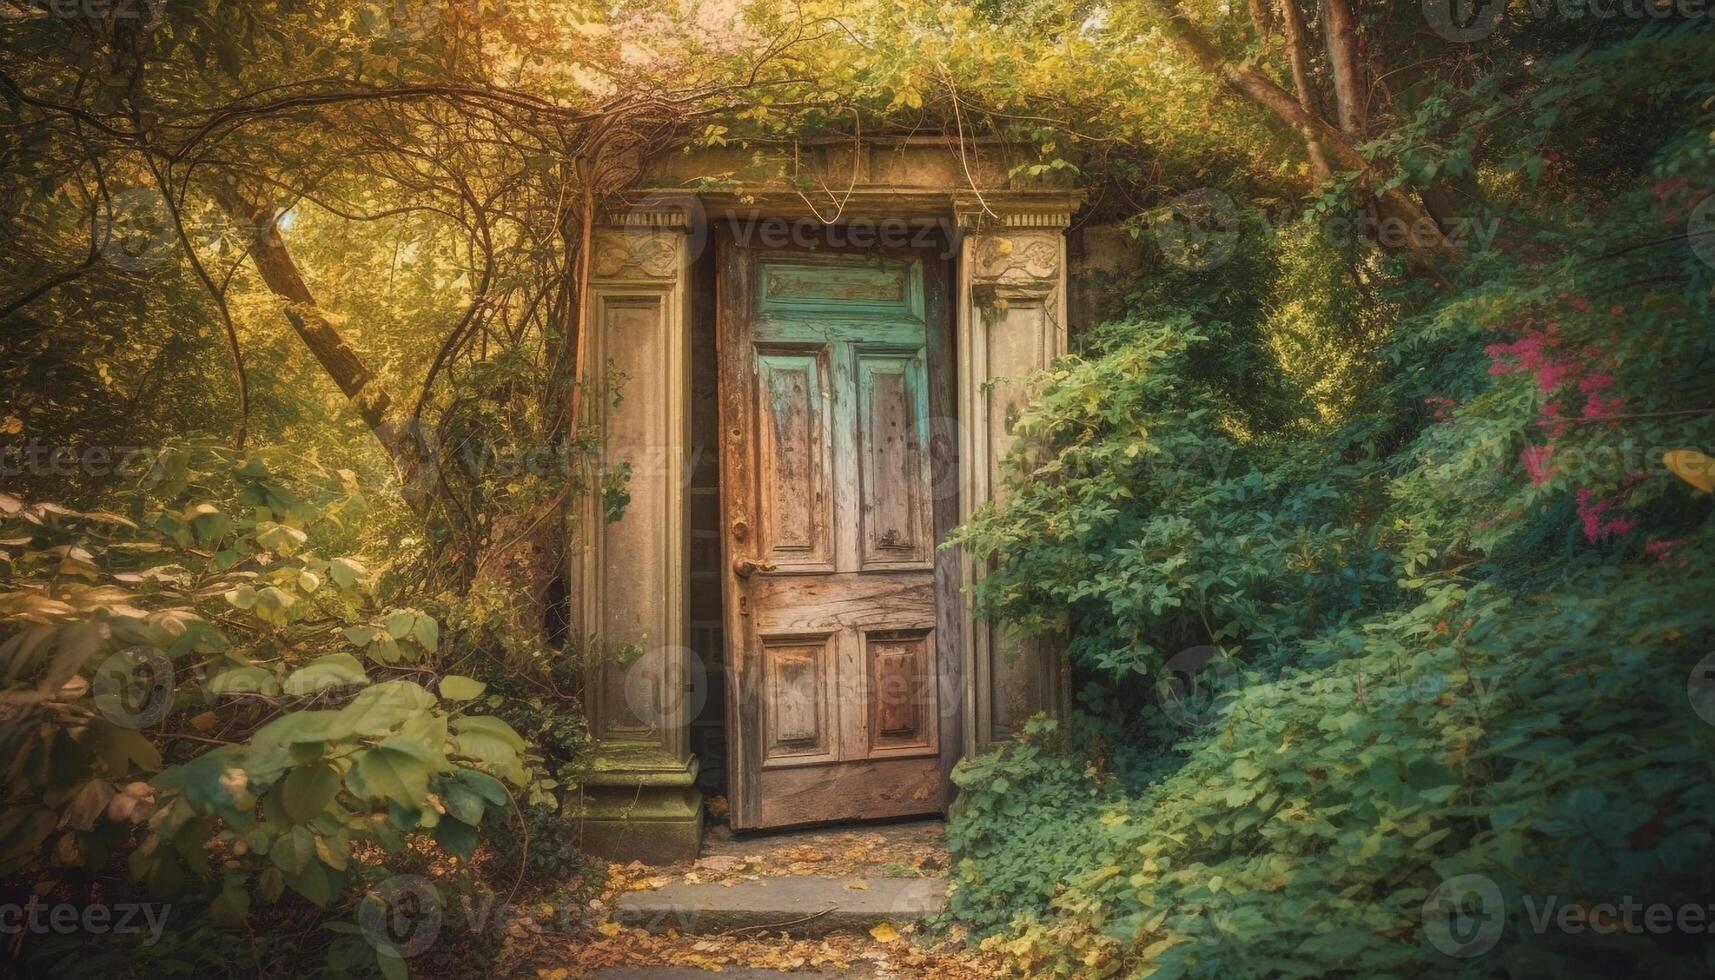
[{"x1": 732, "y1": 557, "x2": 777, "y2": 580}]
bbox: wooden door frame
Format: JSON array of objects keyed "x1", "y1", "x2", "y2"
[{"x1": 714, "y1": 223, "x2": 963, "y2": 830}]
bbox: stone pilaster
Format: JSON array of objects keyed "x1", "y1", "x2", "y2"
[
  {"x1": 955, "y1": 206, "x2": 1075, "y2": 751},
  {"x1": 571, "y1": 208, "x2": 702, "y2": 862}
]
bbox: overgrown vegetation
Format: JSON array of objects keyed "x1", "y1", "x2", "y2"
[
  {"x1": 946, "y1": 11, "x2": 1715, "y2": 979},
  {"x1": 3, "y1": 0, "x2": 1712, "y2": 976}
]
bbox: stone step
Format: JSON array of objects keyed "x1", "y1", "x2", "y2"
[{"x1": 613, "y1": 876, "x2": 946, "y2": 937}]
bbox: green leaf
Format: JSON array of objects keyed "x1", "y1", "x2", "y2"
[
  {"x1": 258, "y1": 866, "x2": 285, "y2": 902},
  {"x1": 282, "y1": 762, "x2": 342, "y2": 824},
  {"x1": 253, "y1": 586, "x2": 298, "y2": 626},
  {"x1": 208, "y1": 665, "x2": 279, "y2": 697},
  {"x1": 368, "y1": 636, "x2": 406, "y2": 664},
  {"x1": 343, "y1": 626, "x2": 378, "y2": 647},
  {"x1": 255, "y1": 523, "x2": 308, "y2": 556},
  {"x1": 410, "y1": 614, "x2": 440, "y2": 652},
  {"x1": 343, "y1": 681, "x2": 436, "y2": 735},
  {"x1": 450, "y1": 715, "x2": 525, "y2": 752},
  {"x1": 439, "y1": 675, "x2": 485, "y2": 700},
  {"x1": 211, "y1": 873, "x2": 251, "y2": 923},
  {"x1": 433, "y1": 817, "x2": 477, "y2": 859},
  {"x1": 327, "y1": 558, "x2": 366, "y2": 589},
  {"x1": 270, "y1": 825, "x2": 316, "y2": 877},
  {"x1": 288, "y1": 860, "x2": 341, "y2": 908},
  {"x1": 349, "y1": 745, "x2": 431, "y2": 808},
  {"x1": 452, "y1": 767, "x2": 510, "y2": 808},
  {"x1": 283, "y1": 654, "x2": 369, "y2": 695},
  {"x1": 384, "y1": 610, "x2": 416, "y2": 640},
  {"x1": 439, "y1": 777, "x2": 486, "y2": 825},
  {"x1": 84, "y1": 718, "x2": 163, "y2": 774}
]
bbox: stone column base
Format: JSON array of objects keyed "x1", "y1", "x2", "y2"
[{"x1": 573, "y1": 757, "x2": 703, "y2": 865}]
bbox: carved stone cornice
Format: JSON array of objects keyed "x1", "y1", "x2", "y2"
[
  {"x1": 954, "y1": 207, "x2": 1076, "y2": 231},
  {"x1": 606, "y1": 206, "x2": 692, "y2": 230}
]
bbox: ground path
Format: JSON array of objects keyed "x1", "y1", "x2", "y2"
[{"x1": 492, "y1": 819, "x2": 1004, "y2": 979}]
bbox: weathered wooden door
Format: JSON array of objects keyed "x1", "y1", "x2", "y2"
[{"x1": 717, "y1": 230, "x2": 957, "y2": 830}]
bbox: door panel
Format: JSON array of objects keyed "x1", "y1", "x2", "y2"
[
  {"x1": 754, "y1": 349, "x2": 833, "y2": 568},
  {"x1": 857, "y1": 352, "x2": 931, "y2": 570},
  {"x1": 719, "y1": 237, "x2": 953, "y2": 829},
  {"x1": 759, "y1": 633, "x2": 835, "y2": 765},
  {"x1": 865, "y1": 628, "x2": 936, "y2": 756}
]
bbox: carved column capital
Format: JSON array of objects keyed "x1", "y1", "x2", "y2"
[
  {"x1": 967, "y1": 230, "x2": 1064, "y2": 290},
  {"x1": 592, "y1": 205, "x2": 695, "y2": 281}
]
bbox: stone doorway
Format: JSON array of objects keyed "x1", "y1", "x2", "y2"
[{"x1": 572, "y1": 137, "x2": 1080, "y2": 863}]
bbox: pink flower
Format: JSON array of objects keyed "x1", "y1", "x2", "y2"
[
  {"x1": 1534, "y1": 360, "x2": 1575, "y2": 392},
  {"x1": 1575, "y1": 489, "x2": 1633, "y2": 542},
  {"x1": 1536, "y1": 402, "x2": 1568, "y2": 438},
  {"x1": 1487, "y1": 332, "x2": 1551, "y2": 375},
  {"x1": 1521, "y1": 445, "x2": 1555, "y2": 485},
  {"x1": 1576, "y1": 489, "x2": 1611, "y2": 542},
  {"x1": 1582, "y1": 392, "x2": 1625, "y2": 420},
  {"x1": 1645, "y1": 538, "x2": 1683, "y2": 563}
]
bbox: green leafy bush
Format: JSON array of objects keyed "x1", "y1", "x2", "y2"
[
  {"x1": 954, "y1": 559, "x2": 1715, "y2": 976},
  {"x1": 947, "y1": 20, "x2": 1715, "y2": 979},
  {"x1": 0, "y1": 444, "x2": 531, "y2": 976}
]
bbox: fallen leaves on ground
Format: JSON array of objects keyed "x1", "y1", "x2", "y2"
[{"x1": 482, "y1": 820, "x2": 1005, "y2": 978}]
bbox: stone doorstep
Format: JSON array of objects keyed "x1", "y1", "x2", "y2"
[{"x1": 613, "y1": 876, "x2": 947, "y2": 937}]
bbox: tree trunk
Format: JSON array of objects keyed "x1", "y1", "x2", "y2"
[
  {"x1": 1249, "y1": 0, "x2": 1276, "y2": 39},
  {"x1": 1320, "y1": 0, "x2": 1367, "y2": 137},
  {"x1": 1144, "y1": 0, "x2": 1458, "y2": 271},
  {"x1": 210, "y1": 184, "x2": 427, "y2": 489},
  {"x1": 1279, "y1": 0, "x2": 1333, "y2": 184}
]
